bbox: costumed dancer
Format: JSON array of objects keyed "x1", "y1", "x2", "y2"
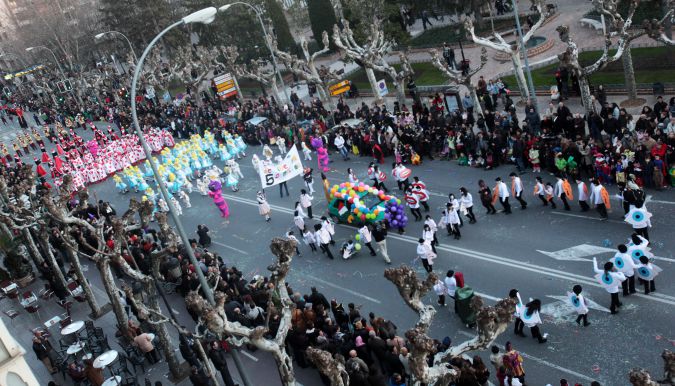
[
  {"x1": 459, "y1": 187, "x2": 476, "y2": 223},
  {"x1": 576, "y1": 177, "x2": 590, "y2": 211},
  {"x1": 302, "y1": 226, "x2": 317, "y2": 252},
  {"x1": 412, "y1": 176, "x2": 430, "y2": 212},
  {"x1": 157, "y1": 198, "x2": 169, "y2": 213},
  {"x1": 208, "y1": 180, "x2": 230, "y2": 219},
  {"x1": 196, "y1": 176, "x2": 209, "y2": 196},
  {"x1": 225, "y1": 168, "x2": 239, "y2": 192},
  {"x1": 170, "y1": 195, "x2": 183, "y2": 216},
  {"x1": 492, "y1": 177, "x2": 511, "y2": 214},
  {"x1": 589, "y1": 178, "x2": 610, "y2": 219},
  {"x1": 611, "y1": 244, "x2": 637, "y2": 296},
  {"x1": 178, "y1": 190, "x2": 191, "y2": 208},
  {"x1": 592, "y1": 257, "x2": 625, "y2": 314},
  {"x1": 519, "y1": 299, "x2": 548, "y2": 343},
  {"x1": 568, "y1": 285, "x2": 590, "y2": 326},
  {"x1": 553, "y1": 175, "x2": 573, "y2": 211},
  {"x1": 509, "y1": 289, "x2": 526, "y2": 337},
  {"x1": 636, "y1": 255, "x2": 661, "y2": 295},
  {"x1": 227, "y1": 159, "x2": 243, "y2": 180},
  {"x1": 257, "y1": 190, "x2": 271, "y2": 222},
  {"x1": 276, "y1": 136, "x2": 287, "y2": 155},
  {"x1": 301, "y1": 142, "x2": 312, "y2": 161},
  {"x1": 510, "y1": 172, "x2": 528, "y2": 209},
  {"x1": 303, "y1": 168, "x2": 314, "y2": 195},
  {"x1": 234, "y1": 134, "x2": 247, "y2": 157},
  {"x1": 113, "y1": 175, "x2": 129, "y2": 194},
  {"x1": 348, "y1": 168, "x2": 359, "y2": 185}
]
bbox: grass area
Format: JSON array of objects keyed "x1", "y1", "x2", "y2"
[
  {"x1": 409, "y1": 18, "x2": 523, "y2": 48},
  {"x1": 346, "y1": 62, "x2": 447, "y2": 91},
  {"x1": 502, "y1": 46, "x2": 675, "y2": 89}
]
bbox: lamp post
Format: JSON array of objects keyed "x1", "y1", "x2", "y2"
[
  {"x1": 95, "y1": 31, "x2": 139, "y2": 63},
  {"x1": 511, "y1": 0, "x2": 538, "y2": 111},
  {"x1": 25, "y1": 46, "x2": 66, "y2": 79},
  {"x1": 130, "y1": 7, "x2": 252, "y2": 386},
  {"x1": 219, "y1": 2, "x2": 289, "y2": 103}
]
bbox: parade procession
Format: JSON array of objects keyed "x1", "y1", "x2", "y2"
[{"x1": 0, "y1": 0, "x2": 673, "y2": 386}]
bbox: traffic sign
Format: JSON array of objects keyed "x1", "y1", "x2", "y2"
[
  {"x1": 213, "y1": 73, "x2": 238, "y2": 98},
  {"x1": 329, "y1": 80, "x2": 350, "y2": 96},
  {"x1": 376, "y1": 79, "x2": 388, "y2": 97}
]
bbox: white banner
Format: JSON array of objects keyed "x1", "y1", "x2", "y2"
[{"x1": 257, "y1": 146, "x2": 304, "y2": 188}]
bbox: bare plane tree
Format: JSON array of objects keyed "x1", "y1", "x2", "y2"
[
  {"x1": 556, "y1": 0, "x2": 642, "y2": 113},
  {"x1": 628, "y1": 349, "x2": 674, "y2": 386},
  {"x1": 430, "y1": 47, "x2": 489, "y2": 116},
  {"x1": 333, "y1": 18, "x2": 414, "y2": 105},
  {"x1": 185, "y1": 237, "x2": 298, "y2": 386},
  {"x1": 463, "y1": 0, "x2": 547, "y2": 103},
  {"x1": 383, "y1": 266, "x2": 516, "y2": 385},
  {"x1": 268, "y1": 31, "x2": 337, "y2": 105},
  {"x1": 643, "y1": 1, "x2": 675, "y2": 45},
  {"x1": 220, "y1": 45, "x2": 281, "y2": 102}
]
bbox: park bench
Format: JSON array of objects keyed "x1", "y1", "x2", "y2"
[{"x1": 579, "y1": 18, "x2": 604, "y2": 33}]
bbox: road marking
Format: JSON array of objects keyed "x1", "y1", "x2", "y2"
[
  {"x1": 475, "y1": 292, "x2": 502, "y2": 302},
  {"x1": 540, "y1": 295, "x2": 610, "y2": 317},
  {"x1": 222, "y1": 194, "x2": 675, "y2": 306},
  {"x1": 212, "y1": 241, "x2": 250, "y2": 255},
  {"x1": 550, "y1": 211, "x2": 624, "y2": 224},
  {"x1": 536, "y1": 244, "x2": 616, "y2": 262},
  {"x1": 646, "y1": 195, "x2": 675, "y2": 205},
  {"x1": 241, "y1": 350, "x2": 259, "y2": 362},
  {"x1": 457, "y1": 331, "x2": 596, "y2": 382},
  {"x1": 304, "y1": 274, "x2": 382, "y2": 304}
]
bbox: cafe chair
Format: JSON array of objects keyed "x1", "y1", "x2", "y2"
[{"x1": 3, "y1": 309, "x2": 19, "y2": 325}]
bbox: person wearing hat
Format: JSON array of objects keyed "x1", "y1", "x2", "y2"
[{"x1": 492, "y1": 177, "x2": 511, "y2": 214}]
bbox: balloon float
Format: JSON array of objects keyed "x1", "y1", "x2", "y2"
[{"x1": 329, "y1": 181, "x2": 405, "y2": 226}]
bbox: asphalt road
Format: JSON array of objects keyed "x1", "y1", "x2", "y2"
[
  {"x1": 3, "y1": 115, "x2": 673, "y2": 385},
  {"x1": 83, "y1": 139, "x2": 675, "y2": 386}
]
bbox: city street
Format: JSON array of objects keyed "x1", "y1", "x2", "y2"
[{"x1": 72, "y1": 133, "x2": 674, "y2": 385}]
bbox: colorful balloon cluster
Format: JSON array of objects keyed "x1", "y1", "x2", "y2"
[
  {"x1": 329, "y1": 181, "x2": 400, "y2": 224},
  {"x1": 384, "y1": 200, "x2": 408, "y2": 229},
  {"x1": 311, "y1": 137, "x2": 330, "y2": 173}
]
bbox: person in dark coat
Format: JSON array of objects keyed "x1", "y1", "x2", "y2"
[
  {"x1": 307, "y1": 287, "x2": 330, "y2": 311},
  {"x1": 32, "y1": 335, "x2": 57, "y2": 374},
  {"x1": 208, "y1": 342, "x2": 237, "y2": 386},
  {"x1": 179, "y1": 333, "x2": 201, "y2": 367},
  {"x1": 189, "y1": 365, "x2": 215, "y2": 386},
  {"x1": 197, "y1": 225, "x2": 211, "y2": 247}
]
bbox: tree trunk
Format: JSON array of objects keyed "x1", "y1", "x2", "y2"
[
  {"x1": 143, "y1": 282, "x2": 182, "y2": 379},
  {"x1": 393, "y1": 81, "x2": 407, "y2": 107},
  {"x1": 23, "y1": 228, "x2": 44, "y2": 266},
  {"x1": 97, "y1": 258, "x2": 128, "y2": 335},
  {"x1": 270, "y1": 79, "x2": 282, "y2": 103},
  {"x1": 272, "y1": 350, "x2": 296, "y2": 386},
  {"x1": 468, "y1": 84, "x2": 484, "y2": 117},
  {"x1": 37, "y1": 236, "x2": 69, "y2": 294},
  {"x1": 511, "y1": 53, "x2": 530, "y2": 101},
  {"x1": 578, "y1": 75, "x2": 594, "y2": 118},
  {"x1": 622, "y1": 47, "x2": 638, "y2": 100},
  {"x1": 64, "y1": 241, "x2": 101, "y2": 318},
  {"x1": 365, "y1": 68, "x2": 383, "y2": 103},
  {"x1": 662, "y1": 0, "x2": 673, "y2": 40}
]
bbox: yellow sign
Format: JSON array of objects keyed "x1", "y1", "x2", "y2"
[
  {"x1": 329, "y1": 80, "x2": 350, "y2": 96},
  {"x1": 214, "y1": 73, "x2": 237, "y2": 97}
]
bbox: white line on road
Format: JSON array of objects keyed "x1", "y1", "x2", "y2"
[
  {"x1": 305, "y1": 274, "x2": 382, "y2": 304},
  {"x1": 241, "y1": 350, "x2": 259, "y2": 362},
  {"x1": 646, "y1": 195, "x2": 675, "y2": 205},
  {"x1": 550, "y1": 211, "x2": 624, "y2": 224},
  {"x1": 223, "y1": 194, "x2": 675, "y2": 306},
  {"x1": 457, "y1": 331, "x2": 596, "y2": 383},
  {"x1": 474, "y1": 292, "x2": 502, "y2": 302},
  {"x1": 212, "y1": 241, "x2": 250, "y2": 255}
]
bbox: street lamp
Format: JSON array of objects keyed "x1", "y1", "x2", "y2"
[
  {"x1": 219, "y1": 2, "x2": 289, "y2": 102},
  {"x1": 95, "y1": 31, "x2": 139, "y2": 63},
  {"x1": 25, "y1": 46, "x2": 66, "y2": 79},
  {"x1": 130, "y1": 7, "x2": 252, "y2": 386},
  {"x1": 511, "y1": 0, "x2": 538, "y2": 111}
]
